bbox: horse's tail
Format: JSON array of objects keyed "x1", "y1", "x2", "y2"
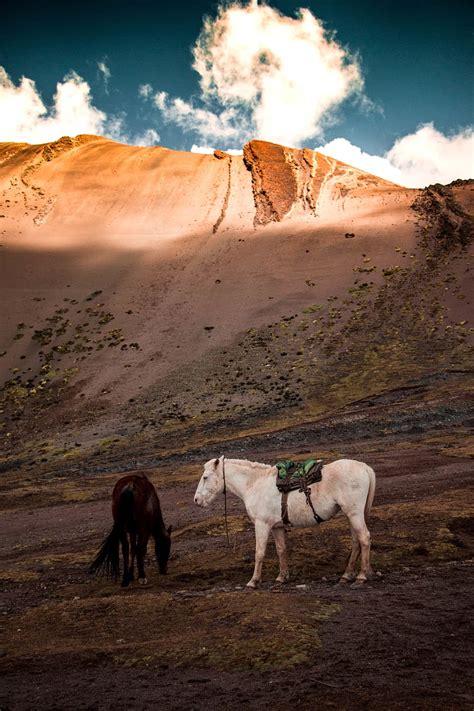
[
  {"x1": 89, "y1": 487, "x2": 134, "y2": 580},
  {"x1": 364, "y1": 465, "x2": 376, "y2": 524}
]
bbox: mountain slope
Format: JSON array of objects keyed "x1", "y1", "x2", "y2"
[{"x1": 0, "y1": 137, "x2": 472, "y2": 465}]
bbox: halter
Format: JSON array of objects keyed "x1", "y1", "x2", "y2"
[{"x1": 222, "y1": 456, "x2": 231, "y2": 548}]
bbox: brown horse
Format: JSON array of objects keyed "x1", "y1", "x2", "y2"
[{"x1": 90, "y1": 472, "x2": 172, "y2": 587}]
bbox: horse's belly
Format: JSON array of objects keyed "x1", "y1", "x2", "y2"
[{"x1": 288, "y1": 491, "x2": 337, "y2": 527}]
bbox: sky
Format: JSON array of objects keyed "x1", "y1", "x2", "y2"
[{"x1": 2, "y1": 0, "x2": 473, "y2": 186}]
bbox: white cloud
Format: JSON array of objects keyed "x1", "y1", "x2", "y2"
[
  {"x1": 386, "y1": 124, "x2": 474, "y2": 187},
  {"x1": 153, "y1": 2, "x2": 364, "y2": 147},
  {"x1": 0, "y1": 66, "x2": 106, "y2": 143},
  {"x1": 138, "y1": 83, "x2": 153, "y2": 99},
  {"x1": 133, "y1": 128, "x2": 161, "y2": 146},
  {"x1": 156, "y1": 92, "x2": 240, "y2": 140},
  {"x1": 97, "y1": 61, "x2": 111, "y2": 92},
  {"x1": 102, "y1": 113, "x2": 129, "y2": 143},
  {"x1": 153, "y1": 90, "x2": 167, "y2": 110},
  {"x1": 0, "y1": 66, "x2": 162, "y2": 148},
  {"x1": 316, "y1": 124, "x2": 474, "y2": 188},
  {"x1": 316, "y1": 137, "x2": 403, "y2": 183},
  {"x1": 191, "y1": 144, "x2": 215, "y2": 154}
]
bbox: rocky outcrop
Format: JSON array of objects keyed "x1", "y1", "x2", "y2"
[
  {"x1": 243, "y1": 140, "x2": 337, "y2": 226},
  {"x1": 412, "y1": 182, "x2": 474, "y2": 251},
  {"x1": 40, "y1": 134, "x2": 100, "y2": 162},
  {"x1": 243, "y1": 140, "x2": 297, "y2": 226}
]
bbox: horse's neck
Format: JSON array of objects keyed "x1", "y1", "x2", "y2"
[{"x1": 224, "y1": 460, "x2": 270, "y2": 500}]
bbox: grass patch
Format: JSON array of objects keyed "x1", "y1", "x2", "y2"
[{"x1": 2, "y1": 592, "x2": 338, "y2": 672}]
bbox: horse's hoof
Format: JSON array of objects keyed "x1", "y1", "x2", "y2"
[
  {"x1": 275, "y1": 576, "x2": 289, "y2": 584},
  {"x1": 138, "y1": 577, "x2": 148, "y2": 586},
  {"x1": 245, "y1": 583, "x2": 258, "y2": 591},
  {"x1": 351, "y1": 579, "x2": 366, "y2": 589},
  {"x1": 337, "y1": 577, "x2": 351, "y2": 587}
]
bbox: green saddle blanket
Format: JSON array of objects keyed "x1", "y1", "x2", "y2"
[{"x1": 275, "y1": 458, "x2": 323, "y2": 493}]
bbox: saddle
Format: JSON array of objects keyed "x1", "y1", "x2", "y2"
[{"x1": 275, "y1": 459, "x2": 324, "y2": 526}]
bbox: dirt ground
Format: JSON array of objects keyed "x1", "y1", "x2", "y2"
[{"x1": 1, "y1": 424, "x2": 473, "y2": 711}]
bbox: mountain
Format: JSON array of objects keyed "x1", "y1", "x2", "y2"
[{"x1": 0, "y1": 136, "x2": 472, "y2": 468}]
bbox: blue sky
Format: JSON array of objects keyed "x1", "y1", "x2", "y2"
[{"x1": 2, "y1": 0, "x2": 473, "y2": 185}]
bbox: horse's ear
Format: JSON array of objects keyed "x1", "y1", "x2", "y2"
[
  {"x1": 167, "y1": 525, "x2": 172, "y2": 536},
  {"x1": 214, "y1": 458, "x2": 220, "y2": 467}
]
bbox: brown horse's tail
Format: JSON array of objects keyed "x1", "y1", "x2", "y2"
[
  {"x1": 364, "y1": 465, "x2": 376, "y2": 524},
  {"x1": 89, "y1": 487, "x2": 134, "y2": 580}
]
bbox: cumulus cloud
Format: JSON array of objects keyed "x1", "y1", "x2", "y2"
[
  {"x1": 153, "y1": 91, "x2": 240, "y2": 140},
  {"x1": 152, "y1": 2, "x2": 364, "y2": 147},
  {"x1": 0, "y1": 66, "x2": 162, "y2": 147},
  {"x1": 317, "y1": 124, "x2": 474, "y2": 188},
  {"x1": 386, "y1": 124, "x2": 474, "y2": 187},
  {"x1": 0, "y1": 66, "x2": 106, "y2": 143},
  {"x1": 316, "y1": 137, "x2": 403, "y2": 183}
]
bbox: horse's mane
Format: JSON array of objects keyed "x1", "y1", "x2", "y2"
[{"x1": 230, "y1": 458, "x2": 274, "y2": 473}]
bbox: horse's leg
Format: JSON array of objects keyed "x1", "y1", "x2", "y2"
[
  {"x1": 137, "y1": 531, "x2": 150, "y2": 585},
  {"x1": 247, "y1": 520, "x2": 271, "y2": 589},
  {"x1": 272, "y1": 528, "x2": 289, "y2": 583},
  {"x1": 344, "y1": 514, "x2": 372, "y2": 586},
  {"x1": 356, "y1": 520, "x2": 373, "y2": 584},
  {"x1": 128, "y1": 530, "x2": 137, "y2": 583},
  {"x1": 120, "y1": 532, "x2": 130, "y2": 588},
  {"x1": 339, "y1": 527, "x2": 361, "y2": 584}
]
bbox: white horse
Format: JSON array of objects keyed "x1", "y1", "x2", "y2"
[{"x1": 194, "y1": 456, "x2": 376, "y2": 589}]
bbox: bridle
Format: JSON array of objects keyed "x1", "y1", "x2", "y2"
[{"x1": 222, "y1": 456, "x2": 231, "y2": 548}]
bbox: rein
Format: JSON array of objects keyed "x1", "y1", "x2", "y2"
[{"x1": 222, "y1": 456, "x2": 231, "y2": 548}]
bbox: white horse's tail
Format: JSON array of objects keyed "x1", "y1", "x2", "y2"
[{"x1": 364, "y1": 465, "x2": 376, "y2": 524}]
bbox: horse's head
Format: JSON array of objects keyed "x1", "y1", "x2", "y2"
[
  {"x1": 194, "y1": 456, "x2": 225, "y2": 507},
  {"x1": 156, "y1": 525, "x2": 172, "y2": 574}
]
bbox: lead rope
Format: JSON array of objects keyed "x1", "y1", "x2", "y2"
[{"x1": 222, "y1": 456, "x2": 231, "y2": 548}]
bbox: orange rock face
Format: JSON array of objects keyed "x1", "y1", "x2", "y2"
[
  {"x1": 243, "y1": 140, "x2": 298, "y2": 225},
  {"x1": 242, "y1": 140, "x2": 396, "y2": 227}
]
